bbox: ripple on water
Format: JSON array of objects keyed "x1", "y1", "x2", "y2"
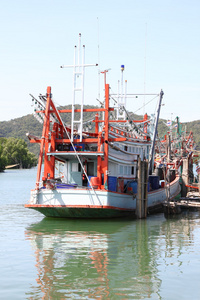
[{"x1": 1, "y1": 168, "x2": 200, "y2": 299}]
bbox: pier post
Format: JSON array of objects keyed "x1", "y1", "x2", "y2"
[
  {"x1": 181, "y1": 157, "x2": 189, "y2": 197},
  {"x1": 167, "y1": 134, "x2": 171, "y2": 162},
  {"x1": 136, "y1": 158, "x2": 148, "y2": 219}
]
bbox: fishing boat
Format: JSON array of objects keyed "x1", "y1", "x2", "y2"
[{"x1": 25, "y1": 35, "x2": 181, "y2": 218}]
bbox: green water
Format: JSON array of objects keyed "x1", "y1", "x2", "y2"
[{"x1": 1, "y1": 169, "x2": 200, "y2": 299}]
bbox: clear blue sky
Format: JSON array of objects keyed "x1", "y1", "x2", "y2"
[{"x1": 0, "y1": 0, "x2": 200, "y2": 123}]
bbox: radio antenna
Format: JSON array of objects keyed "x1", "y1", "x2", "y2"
[
  {"x1": 97, "y1": 17, "x2": 101, "y2": 102},
  {"x1": 143, "y1": 23, "x2": 147, "y2": 116}
]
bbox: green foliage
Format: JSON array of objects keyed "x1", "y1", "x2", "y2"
[
  {"x1": 0, "y1": 114, "x2": 42, "y2": 156},
  {"x1": 0, "y1": 137, "x2": 37, "y2": 171},
  {"x1": 0, "y1": 139, "x2": 7, "y2": 171},
  {"x1": 157, "y1": 118, "x2": 200, "y2": 150},
  {"x1": 183, "y1": 120, "x2": 200, "y2": 148}
]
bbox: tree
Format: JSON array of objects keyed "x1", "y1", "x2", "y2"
[
  {"x1": 0, "y1": 140, "x2": 7, "y2": 171},
  {"x1": 0, "y1": 137, "x2": 37, "y2": 171}
]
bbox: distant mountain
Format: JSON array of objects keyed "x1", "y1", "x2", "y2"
[{"x1": 0, "y1": 107, "x2": 199, "y2": 156}]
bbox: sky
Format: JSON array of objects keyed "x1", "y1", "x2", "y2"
[{"x1": 0, "y1": 0, "x2": 200, "y2": 123}]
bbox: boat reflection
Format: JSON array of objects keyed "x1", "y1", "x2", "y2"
[{"x1": 25, "y1": 212, "x2": 200, "y2": 299}]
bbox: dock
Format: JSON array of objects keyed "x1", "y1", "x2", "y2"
[
  {"x1": 5, "y1": 164, "x2": 20, "y2": 169},
  {"x1": 163, "y1": 149, "x2": 200, "y2": 216},
  {"x1": 163, "y1": 192, "x2": 200, "y2": 215}
]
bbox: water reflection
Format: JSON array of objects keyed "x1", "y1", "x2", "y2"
[{"x1": 25, "y1": 211, "x2": 200, "y2": 299}]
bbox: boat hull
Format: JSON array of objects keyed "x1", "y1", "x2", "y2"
[
  {"x1": 26, "y1": 205, "x2": 135, "y2": 218},
  {"x1": 25, "y1": 176, "x2": 181, "y2": 218}
]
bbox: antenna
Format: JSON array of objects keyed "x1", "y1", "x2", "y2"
[
  {"x1": 116, "y1": 65, "x2": 126, "y2": 120},
  {"x1": 60, "y1": 34, "x2": 98, "y2": 142},
  {"x1": 97, "y1": 17, "x2": 100, "y2": 102},
  {"x1": 143, "y1": 23, "x2": 147, "y2": 116}
]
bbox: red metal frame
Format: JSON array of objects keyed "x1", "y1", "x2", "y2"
[
  {"x1": 36, "y1": 86, "x2": 51, "y2": 188},
  {"x1": 32, "y1": 81, "x2": 151, "y2": 190}
]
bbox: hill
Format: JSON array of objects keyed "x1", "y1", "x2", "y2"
[
  {"x1": 0, "y1": 114, "x2": 42, "y2": 155},
  {"x1": 157, "y1": 118, "x2": 200, "y2": 148},
  {"x1": 0, "y1": 107, "x2": 199, "y2": 156},
  {"x1": 0, "y1": 105, "x2": 106, "y2": 155}
]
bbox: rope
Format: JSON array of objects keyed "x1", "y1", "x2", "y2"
[
  {"x1": 51, "y1": 98, "x2": 102, "y2": 206},
  {"x1": 130, "y1": 95, "x2": 159, "y2": 115}
]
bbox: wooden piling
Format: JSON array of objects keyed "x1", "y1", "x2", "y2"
[
  {"x1": 136, "y1": 158, "x2": 148, "y2": 219},
  {"x1": 181, "y1": 157, "x2": 189, "y2": 197},
  {"x1": 199, "y1": 174, "x2": 200, "y2": 194},
  {"x1": 167, "y1": 134, "x2": 171, "y2": 162}
]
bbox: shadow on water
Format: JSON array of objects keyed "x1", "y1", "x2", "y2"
[
  {"x1": 25, "y1": 211, "x2": 200, "y2": 299},
  {"x1": 26, "y1": 217, "x2": 134, "y2": 234},
  {"x1": 25, "y1": 217, "x2": 160, "y2": 299}
]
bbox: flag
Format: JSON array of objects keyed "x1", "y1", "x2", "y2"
[{"x1": 167, "y1": 120, "x2": 171, "y2": 126}]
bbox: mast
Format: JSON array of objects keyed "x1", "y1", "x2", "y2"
[
  {"x1": 60, "y1": 34, "x2": 98, "y2": 142},
  {"x1": 149, "y1": 90, "x2": 164, "y2": 175},
  {"x1": 72, "y1": 33, "x2": 84, "y2": 142},
  {"x1": 117, "y1": 65, "x2": 126, "y2": 120},
  {"x1": 103, "y1": 83, "x2": 110, "y2": 189}
]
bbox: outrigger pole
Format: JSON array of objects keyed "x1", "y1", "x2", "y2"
[{"x1": 36, "y1": 86, "x2": 52, "y2": 189}]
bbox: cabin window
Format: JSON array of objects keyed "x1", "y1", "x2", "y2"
[
  {"x1": 72, "y1": 162, "x2": 79, "y2": 172},
  {"x1": 87, "y1": 162, "x2": 94, "y2": 176},
  {"x1": 71, "y1": 163, "x2": 81, "y2": 172},
  {"x1": 124, "y1": 145, "x2": 128, "y2": 151},
  {"x1": 141, "y1": 148, "x2": 144, "y2": 160},
  {"x1": 124, "y1": 165, "x2": 127, "y2": 175},
  {"x1": 146, "y1": 146, "x2": 149, "y2": 159},
  {"x1": 131, "y1": 166, "x2": 135, "y2": 175},
  {"x1": 120, "y1": 165, "x2": 123, "y2": 175},
  {"x1": 128, "y1": 166, "x2": 131, "y2": 175},
  {"x1": 139, "y1": 148, "x2": 142, "y2": 159}
]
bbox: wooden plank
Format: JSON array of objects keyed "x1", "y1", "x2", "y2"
[{"x1": 5, "y1": 164, "x2": 19, "y2": 169}]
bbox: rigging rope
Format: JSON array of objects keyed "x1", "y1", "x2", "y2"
[{"x1": 50, "y1": 97, "x2": 102, "y2": 206}]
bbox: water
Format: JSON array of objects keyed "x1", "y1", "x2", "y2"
[{"x1": 1, "y1": 168, "x2": 200, "y2": 299}]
